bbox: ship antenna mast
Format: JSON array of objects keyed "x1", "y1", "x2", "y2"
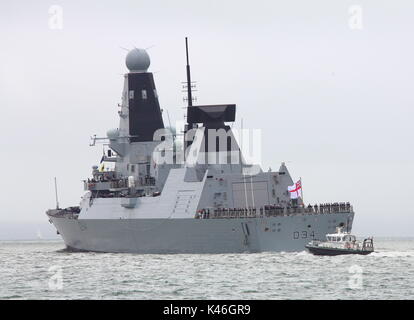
[
  {"x1": 54, "y1": 177, "x2": 60, "y2": 209},
  {"x1": 185, "y1": 37, "x2": 193, "y2": 107}
]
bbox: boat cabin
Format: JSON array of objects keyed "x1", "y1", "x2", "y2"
[{"x1": 326, "y1": 234, "x2": 356, "y2": 242}]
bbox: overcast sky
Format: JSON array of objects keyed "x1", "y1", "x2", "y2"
[{"x1": 0, "y1": 0, "x2": 413, "y2": 239}]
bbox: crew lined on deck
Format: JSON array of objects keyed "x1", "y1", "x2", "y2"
[{"x1": 195, "y1": 202, "x2": 352, "y2": 219}]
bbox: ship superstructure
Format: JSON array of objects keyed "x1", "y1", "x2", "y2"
[{"x1": 47, "y1": 40, "x2": 354, "y2": 253}]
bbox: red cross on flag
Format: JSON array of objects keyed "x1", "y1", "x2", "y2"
[{"x1": 288, "y1": 180, "x2": 302, "y2": 199}]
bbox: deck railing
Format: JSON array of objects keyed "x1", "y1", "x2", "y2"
[{"x1": 195, "y1": 203, "x2": 353, "y2": 219}]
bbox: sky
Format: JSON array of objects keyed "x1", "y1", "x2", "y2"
[{"x1": 0, "y1": 0, "x2": 413, "y2": 239}]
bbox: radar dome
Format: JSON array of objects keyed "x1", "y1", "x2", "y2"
[
  {"x1": 125, "y1": 48, "x2": 150, "y2": 72},
  {"x1": 107, "y1": 128, "x2": 120, "y2": 140}
]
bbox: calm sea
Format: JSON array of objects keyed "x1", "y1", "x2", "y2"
[{"x1": 0, "y1": 239, "x2": 413, "y2": 300}]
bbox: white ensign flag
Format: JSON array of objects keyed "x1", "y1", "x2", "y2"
[{"x1": 288, "y1": 180, "x2": 302, "y2": 199}]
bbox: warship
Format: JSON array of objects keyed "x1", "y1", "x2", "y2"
[{"x1": 46, "y1": 39, "x2": 355, "y2": 253}]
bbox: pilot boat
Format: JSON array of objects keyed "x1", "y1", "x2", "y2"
[{"x1": 305, "y1": 227, "x2": 374, "y2": 256}]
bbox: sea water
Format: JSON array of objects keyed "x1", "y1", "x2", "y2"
[{"x1": 0, "y1": 239, "x2": 413, "y2": 299}]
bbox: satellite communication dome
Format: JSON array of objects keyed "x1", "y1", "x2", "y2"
[
  {"x1": 125, "y1": 48, "x2": 150, "y2": 72},
  {"x1": 106, "y1": 128, "x2": 120, "y2": 140}
]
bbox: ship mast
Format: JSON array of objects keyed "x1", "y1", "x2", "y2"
[
  {"x1": 185, "y1": 37, "x2": 193, "y2": 107},
  {"x1": 183, "y1": 37, "x2": 194, "y2": 159},
  {"x1": 54, "y1": 177, "x2": 60, "y2": 209}
]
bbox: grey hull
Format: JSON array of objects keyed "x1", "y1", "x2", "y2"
[
  {"x1": 50, "y1": 212, "x2": 354, "y2": 254},
  {"x1": 305, "y1": 245, "x2": 372, "y2": 256}
]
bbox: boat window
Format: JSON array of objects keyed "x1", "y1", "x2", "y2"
[{"x1": 142, "y1": 90, "x2": 147, "y2": 99}]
